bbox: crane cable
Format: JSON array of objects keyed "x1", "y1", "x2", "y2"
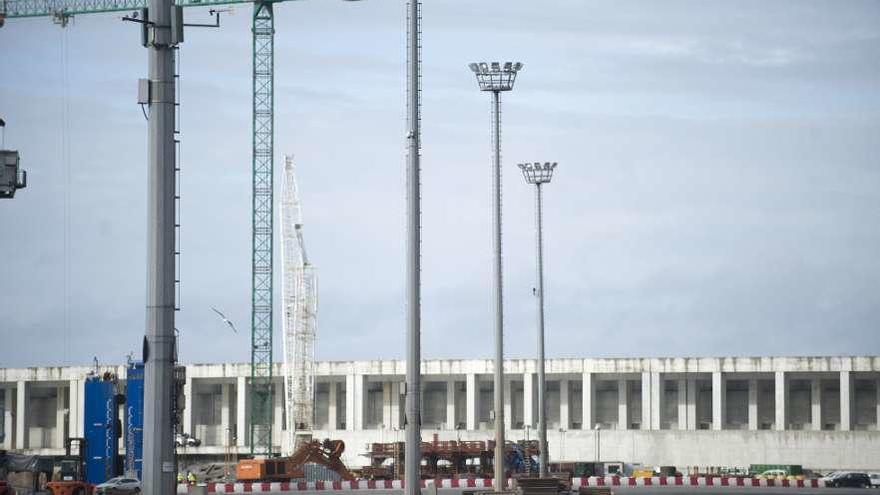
[{"x1": 60, "y1": 26, "x2": 71, "y2": 365}]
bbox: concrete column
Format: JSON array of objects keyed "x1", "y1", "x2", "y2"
[
  {"x1": 617, "y1": 380, "x2": 628, "y2": 430},
  {"x1": 15, "y1": 381, "x2": 26, "y2": 450},
  {"x1": 840, "y1": 371, "x2": 852, "y2": 431},
  {"x1": 640, "y1": 373, "x2": 651, "y2": 431},
  {"x1": 236, "y1": 376, "x2": 247, "y2": 447},
  {"x1": 747, "y1": 379, "x2": 758, "y2": 431},
  {"x1": 876, "y1": 378, "x2": 880, "y2": 431},
  {"x1": 524, "y1": 373, "x2": 534, "y2": 428},
  {"x1": 712, "y1": 372, "x2": 725, "y2": 430},
  {"x1": 677, "y1": 379, "x2": 688, "y2": 430},
  {"x1": 560, "y1": 379, "x2": 570, "y2": 429},
  {"x1": 345, "y1": 374, "x2": 356, "y2": 432},
  {"x1": 183, "y1": 376, "x2": 193, "y2": 435},
  {"x1": 447, "y1": 380, "x2": 456, "y2": 430},
  {"x1": 811, "y1": 378, "x2": 822, "y2": 431},
  {"x1": 274, "y1": 380, "x2": 284, "y2": 443},
  {"x1": 686, "y1": 378, "x2": 697, "y2": 430},
  {"x1": 355, "y1": 376, "x2": 366, "y2": 430},
  {"x1": 328, "y1": 382, "x2": 338, "y2": 430},
  {"x1": 391, "y1": 381, "x2": 401, "y2": 430},
  {"x1": 775, "y1": 371, "x2": 787, "y2": 431},
  {"x1": 3, "y1": 387, "x2": 14, "y2": 449},
  {"x1": 69, "y1": 379, "x2": 84, "y2": 439},
  {"x1": 503, "y1": 378, "x2": 512, "y2": 429},
  {"x1": 582, "y1": 373, "x2": 594, "y2": 431},
  {"x1": 466, "y1": 374, "x2": 477, "y2": 430},
  {"x1": 221, "y1": 383, "x2": 231, "y2": 445},
  {"x1": 382, "y1": 381, "x2": 392, "y2": 429},
  {"x1": 55, "y1": 385, "x2": 67, "y2": 448},
  {"x1": 650, "y1": 373, "x2": 662, "y2": 430}
]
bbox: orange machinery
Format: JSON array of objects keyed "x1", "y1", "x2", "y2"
[
  {"x1": 236, "y1": 439, "x2": 355, "y2": 483},
  {"x1": 46, "y1": 438, "x2": 93, "y2": 495}
]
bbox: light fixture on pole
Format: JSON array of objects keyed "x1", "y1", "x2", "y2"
[
  {"x1": 518, "y1": 161, "x2": 557, "y2": 478},
  {"x1": 468, "y1": 60, "x2": 523, "y2": 492}
]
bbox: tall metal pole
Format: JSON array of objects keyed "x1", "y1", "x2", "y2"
[
  {"x1": 534, "y1": 182, "x2": 547, "y2": 478},
  {"x1": 517, "y1": 161, "x2": 556, "y2": 480},
  {"x1": 490, "y1": 89, "x2": 505, "y2": 491},
  {"x1": 404, "y1": 0, "x2": 422, "y2": 493},
  {"x1": 142, "y1": 0, "x2": 177, "y2": 491},
  {"x1": 469, "y1": 61, "x2": 522, "y2": 491}
]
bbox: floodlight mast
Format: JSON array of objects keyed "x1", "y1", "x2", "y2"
[
  {"x1": 517, "y1": 161, "x2": 557, "y2": 479},
  {"x1": 468, "y1": 60, "x2": 523, "y2": 492}
]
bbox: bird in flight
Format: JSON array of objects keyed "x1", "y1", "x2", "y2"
[{"x1": 211, "y1": 307, "x2": 238, "y2": 333}]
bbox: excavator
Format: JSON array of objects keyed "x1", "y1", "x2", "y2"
[{"x1": 236, "y1": 439, "x2": 354, "y2": 483}]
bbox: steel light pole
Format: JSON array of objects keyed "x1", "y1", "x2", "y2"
[
  {"x1": 468, "y1": 61, "x2": 523, "y2": 492},
  {"x1": 518, "y1": 161, "x2": 557, "y2": 478},
  {"x1": 405, "y1": 1, "x2": 423, "y2": 495}
]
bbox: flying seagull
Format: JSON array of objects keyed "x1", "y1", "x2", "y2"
[{"x1": 211, "y1": 307, "x2": 238, "y2": 333}]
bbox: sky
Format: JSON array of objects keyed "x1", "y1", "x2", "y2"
[{"x1": 1, "y1": 0, "x2": 879, "y2": 368}]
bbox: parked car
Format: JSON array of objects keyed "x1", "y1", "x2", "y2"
[
  {"x1": 175, "y1": 432, "x2": 201, "y2": 447},
  {"x1": 95, "y1": 476, "x2": 141, "y2": 494},
  {"x1": 825, "y1": 472, "x2": 871, "y2": 488},
  {"x1": 868, "y1": 473, "x2": 880, "y2": 488},
  {"x1": 759, "y1": 469, "x2": 788, "y2": 479}
]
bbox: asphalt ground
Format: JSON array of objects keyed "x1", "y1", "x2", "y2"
[{"x1": 244, "y1": 488, "x2": 874, "y2": 495}]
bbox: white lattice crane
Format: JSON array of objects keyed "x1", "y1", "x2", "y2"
[{"x1": 280, "y1": 154, "x2": 317, "y2": 455}]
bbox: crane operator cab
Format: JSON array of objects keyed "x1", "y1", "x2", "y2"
[
  {"x1": 1, "y1": 118, "x2": 27, "y2": 199},
  {"x1": 0, "y1": 150, "x2": 26, "y2": 199}
]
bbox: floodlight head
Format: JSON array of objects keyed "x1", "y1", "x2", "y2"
[
  {"x1": 518, "y1": 161, "x2": 557, "y2": 185},
  {"x1": 468, "y1": 60, "x2": 523, "y2": 92}
]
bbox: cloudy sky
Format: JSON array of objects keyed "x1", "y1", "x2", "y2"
[{"x1": 1, "y1": 1, "x2": 879, "y2": 368}]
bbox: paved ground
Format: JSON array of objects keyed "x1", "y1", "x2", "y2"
[{"x1": 241, "y1": 489, "x2": 872, "y2": 495}]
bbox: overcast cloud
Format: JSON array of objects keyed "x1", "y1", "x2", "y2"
[{"x1": 1, "y1": 0, "x2": 879, "y2": 367}]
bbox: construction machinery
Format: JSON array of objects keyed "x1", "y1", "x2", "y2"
[
  {"x1": 235, "y1": 439, "x2": 354, "y2": 483},
  {"x1": 280, "y1": 155, "x2": 318, "y2": 455},
  {"x1": 46, "y1": 437, "x2": 93, "y2": 495},
  {"x1": 361, "y1": 436, "x2": 540, "y2": 480}
]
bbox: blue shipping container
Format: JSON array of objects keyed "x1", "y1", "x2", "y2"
[
  {"x1": 125, "y1": 362, "x2": 144, "y2": 480},
  {"x1": 84, "y1": 373, "x2": 122, "y2": 484}
]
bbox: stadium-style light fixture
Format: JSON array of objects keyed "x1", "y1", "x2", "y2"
[
  {"x1": 518, "y1": 161, "x2": 557, "y2": 185},
  {"x1": 468, "y1": 60, "x2": 523, "y2": 92}
]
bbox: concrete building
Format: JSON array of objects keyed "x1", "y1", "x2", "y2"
[{"x1": 1, "y1": 356, "x2": 879, "y2": 471}]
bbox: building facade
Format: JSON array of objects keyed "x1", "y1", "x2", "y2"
[{"x1": 1, "y1": 356, "x2": 879, "y2": 471}]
